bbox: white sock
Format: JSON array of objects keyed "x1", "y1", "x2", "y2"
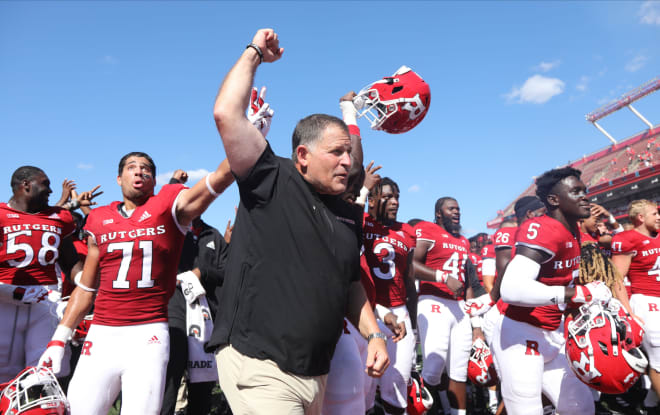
[{"x1": 450, "y1": 409, "x2": 466, "y2": 415}]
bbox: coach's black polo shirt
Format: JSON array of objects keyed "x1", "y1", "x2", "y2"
[{"x1": 207, "y1": 143, "x2": 361, "y2": 377}]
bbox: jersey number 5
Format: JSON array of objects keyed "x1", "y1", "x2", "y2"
[
  {"x1": 526, "y1": 223, "x2": 540, "y2": 240},
  {"x1": 108, "y1": 241, "x2": 154, "y2": 289}
]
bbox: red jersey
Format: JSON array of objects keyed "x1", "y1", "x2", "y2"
[
  {"x1": 494, "y1": 226, "x2": 517, "y2": 251},
  {"x1": 611, "y1": 230, "x2": 660, "y2": 297},
  {"x1": 414, "y1": 221, "x2": 470, "y2": 301},
  {"x1": 505, "y1": 215, "x2": 581, "y2": 330},
  {"x1": 480, "y1": 243, "x2": 496, "y2": 280},
  {"x1": 363, "y1": 213, "x2": 415, "y2": 307},
  {"x1": 62, "y1": 238, "x2": 89, "y2": 297},
  {"x1": 84, "y1": 184, "x2": 187, "y2": 326},
  {"x1": 360, "y1": 253, "x2": 376, "y2": 309},
  {"x1": 481, "y1": 243, "x2": 495, "y2": 260},
  {"x1": 581, "y1": 232, "x2": 598, "y2": 244},
  {"x1": 469, "y1": 252, "x2": 483, "y2": 283},
  {"x1": 0, "y1": 203, "x2": 75, "y2": 285}
]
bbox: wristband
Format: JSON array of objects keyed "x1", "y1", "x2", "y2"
[
  {"x1": 73, "y1": 271, "x2": 83, "y2": 286},
  {"x1": 608, "y1": 214, "x2": 616, "y2": 225},
  {"x1": 70, "y1": 199, "x2": 81, "y2": 210},
  {"x1": 205, "y1": 174, "x2": 219, "y2": 198},
  {"x1": 76, "y1": 280, "x2": 97, "y2": 293},
  {"x1": 47, "y1": 340, "x2": 66, "y2": 348},
  {"x1": 52, "y1": 325, "x2": 73, "y2": 343},
  {"x1": 367, "y1": 332, "x2": 387, "y2": 343},
  {"x1": 435, "y1": 269, "x2": 448, "y2": 283},
  {"x1": 348, "y1": 125, "x2": 361, "y2": 136},
  {"x1": 246, "y1": 43, "x2": 263, "y2": 63}
]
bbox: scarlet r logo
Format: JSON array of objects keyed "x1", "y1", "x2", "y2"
[
  {"x1": 81, "y1": 341, "x2": 93, "y2": 356},
  {"x1": 650, "y1": 303, "x2": 659, "y2": 312},
  {"x1": 431, "y1": 305, "x2": 442, "y2": 313},
  {"x1": 525, "y1": 340, "x2": 539, "y2": 356}
]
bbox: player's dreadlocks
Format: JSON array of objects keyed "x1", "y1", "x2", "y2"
[
  {"x1": 368, "y1": 177, "x2": 400, "y2": 199},
  {"x1": 578, "y1": 242, "x2": 621, "y2": 289},
  {"x1": 535, "y1": 166, "x2": 582, "y2": 209}
]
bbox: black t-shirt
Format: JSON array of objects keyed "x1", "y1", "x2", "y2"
[
  {"x1": 168, "y1": 221, "x2": 228, "y2": 329},
  {"x1": 207, "y1": 143, "x2": 361, "y2": 376}
]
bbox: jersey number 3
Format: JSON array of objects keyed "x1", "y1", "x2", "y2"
[{"x1": 108, "y1": 241, "x2": 154, "y2": 289}]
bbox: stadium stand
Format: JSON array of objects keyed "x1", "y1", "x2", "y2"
[{"x1": 488, "y1": 124, "x2": 660, "y2": 229}]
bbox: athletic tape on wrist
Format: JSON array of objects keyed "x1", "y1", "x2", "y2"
[
  {"x1": 340, "y1": 101, "x2": 358, "y2": 127},
  {"x1": 435, "y1": 269, "x2": 448, "y2": 283},
  {"x1": 52, "y1": 325, "x2": 73, "y2": 343},
  {"x1": 470, "y1": 316, "x2": 483, "y2": 328}
]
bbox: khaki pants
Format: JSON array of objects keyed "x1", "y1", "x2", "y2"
[{"x1": 216, "y1": 345, "x2": 327, "y2": 415}]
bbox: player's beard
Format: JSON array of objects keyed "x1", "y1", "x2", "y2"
[{"x1": 440, "y1": 214, "x2": 461, "y2": 236}]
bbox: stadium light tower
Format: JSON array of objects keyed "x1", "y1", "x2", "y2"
[{"x1": 586, "y1": 77, "x2": 660, "y2": 144}]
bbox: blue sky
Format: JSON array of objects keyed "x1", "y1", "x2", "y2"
[{"x1": 1, "y1": 1, "x2": 659, "y2": 236}]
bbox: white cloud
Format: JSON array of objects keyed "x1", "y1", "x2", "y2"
[
  {"x1": 576, "y1": 76, "x2": 590, "y2": 92},
  {"x1": 504, "y1": 75, "x2": 565, "y2": 104},
  {"x1": 640, "y1": 1, "x2": 660, "y2": 25},
  {"x1": 186, "y1": 169, "x2": 211, "y2": 182},
  {"x1": 77, "y1": 163, "x2": 93, "y2": 170},
  {"x1": 156, "y1": 168, "x2": 211, "y2": 186},
  {"x1": 408, "y1": 184, "x2": 420, "y2": 193},
  {"x1": 534, "y1": 60, "x2": 560, "y2": 72},
  {"x1": 625, "y1": 55, "x2": 647, "y2": 72},
  {"x1": 101, "y1": 55, "x2": 119, "y2": 65}
]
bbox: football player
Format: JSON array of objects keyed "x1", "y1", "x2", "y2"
[
  {"x1": 413, "y1": 197, "x2": 487, "y2": 415},
  {"x1": 363, "y1": 176, "x2": 415, "y2": 415},
  {"x1": 495, "y1": 167, "x2": 610, "y2": 414},
  {"x1": 0, "y1": 166, "x2": 82, "y2": 383},
  {"x1": 322, "y1": 92, "x2": 371, "y2": 415},
  {"x1": 611, "y1": 199, "x2": 660, "y2": 409},
  {"x1": 37, "y1": 153, "x2": 235, "y2": 415}
]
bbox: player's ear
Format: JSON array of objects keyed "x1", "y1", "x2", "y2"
[
  {"x1": 546, "y1": 193, "x2": 560, "y2": 208},
  {"x1": 21, "y1": 179, "x2": 31, "y2": 194},
  {"x1": 116, "y1": 175, "x2": 122, "y2": 186}
]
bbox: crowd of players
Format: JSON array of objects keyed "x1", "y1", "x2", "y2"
[{"x1": 2, "y1": 28, "x2": 660, "y2": 415}]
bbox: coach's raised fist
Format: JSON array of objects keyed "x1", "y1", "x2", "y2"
[{"x1": 251, "y1": 28, "x2": 284, "y2": 63}]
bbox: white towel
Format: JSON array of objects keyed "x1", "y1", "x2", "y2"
[
  {"x1": 185, "y1": 294, "x2": 218, "y2": 383},
  {"x1": 177, "y1": 271, "x2": 205, "y2": 304}
]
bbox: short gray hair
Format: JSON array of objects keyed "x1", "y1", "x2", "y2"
[{"x1": 291, "y1": 114, "x2": 348, "y2": 161}]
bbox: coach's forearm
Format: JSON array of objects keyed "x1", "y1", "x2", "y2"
[{"x1": 347, "y1": 281, "x2": 381, "y2": 339}]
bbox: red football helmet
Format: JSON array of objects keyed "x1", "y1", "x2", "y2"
[
  {"x1": 565, "y1": 300, "x2": 648, "y2": 394},
  {"x1": 71, "y1": 314, "x2": 93, "y2": 346},
  {"x1": 467, "y1": 338, "x2": 498, "y2": 387},
  {"x1": 354, "y1": 66, "x2": 431, "y2": 134},
  {"x1": 0, "y1": 367, "x2": 69, "y2": 415},
  {"x1": 407, "y1": 371, "x2": 433, "y2": 415}
]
